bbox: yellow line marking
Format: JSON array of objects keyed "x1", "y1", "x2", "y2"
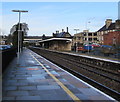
[{"x1": 30, "y1": 53, "x2": 81, "y2": 102}]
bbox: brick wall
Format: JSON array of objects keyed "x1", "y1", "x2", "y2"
[{"x1": 103, "y1": 31, "x2": 120, "y2": 46}]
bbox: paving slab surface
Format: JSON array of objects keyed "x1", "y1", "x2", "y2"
[{"x1": 2, "y1": 48, "x2": 116, "y2": 101}]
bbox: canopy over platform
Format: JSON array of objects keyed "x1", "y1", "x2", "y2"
[
  {"x1": 39, "y1": 38, "x2": 72, "y2": 42},
  {"x1": 38, "y1": 38, "x2": 72, "y2": 51}
]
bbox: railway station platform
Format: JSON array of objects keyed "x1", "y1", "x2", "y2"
[{"x1": 2, "y1": 48, "x2": 116, "y2": 101}]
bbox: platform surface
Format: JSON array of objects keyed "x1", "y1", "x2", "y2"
[{"x1": 2, "y1": 48, "x2": 116, "y2": 101}]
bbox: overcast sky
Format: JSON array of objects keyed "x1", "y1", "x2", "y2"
[{"x1": 1, "y1": 1, "x2": 119, "y2": 36}]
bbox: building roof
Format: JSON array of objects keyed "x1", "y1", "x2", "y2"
[
  {"x1": 97, "y1": 23, "x2": 115, "y2": 32},
  {"x1": 24, "y1": 36, "x2": 42, "y2": 39},
  {"x1": 39, "y1": 38, "x2": 72, "y2": 43},
  {"x1": 53, "y1": 32, "x2": 71, "y2": 38},
  {"x1": 56, "y1": 32, "x2": 66, "y2": 37}
]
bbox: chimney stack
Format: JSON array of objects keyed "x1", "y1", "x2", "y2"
[
  {"x1": 56, "y1": 30, "x2": 59, "y2": 34},
  {"x1": 105, "y1": 19, "x2": 112, "y2": 29},
  {"x1": 67, "y1": 27, "x2": 68, "y2": 33},
  {"x1": 115, "y1": 20, "x2": 120, "y2": 30},
  {"x1": 62, "y1": 29, "x2": 64, "y2": 32},
  {"x1": 83, "y1": 30, "x2": 89, "y2": 33}
]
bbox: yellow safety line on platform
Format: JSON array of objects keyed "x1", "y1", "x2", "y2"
[{"x1": 30, "y1": 53, "x2": 81, "y2": 102}]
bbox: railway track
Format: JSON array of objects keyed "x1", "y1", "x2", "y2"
[
  {"x1": 53, "y1": 53, "x2": 120, "y2": 83},
  {"x1": 29, "y1": 47, "x2": 120, "y2": 101}
]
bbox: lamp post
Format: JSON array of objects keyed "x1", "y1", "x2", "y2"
[
  {"x1": 12, "y1": 10, "x2": 28, "y2": 62},
  {"x1": 74, "y1": 28, "x2": 79, "y2": 34},
  {"x1": 85, "y1": 21, "x2": 91, "y2": 54},
  {"x1": 118, "y1": 1, "x2": 120, "y2": 20},
  {"x1": 74, "y1": 29, "x2": 79, "y2": 52},
  {"x1": 86, "y1": 21, "x2": 90, "y2": 31}
]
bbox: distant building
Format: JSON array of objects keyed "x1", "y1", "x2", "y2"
[
  {"x1": 97, "y1": 19, "x2": 115, "y2": 44},
  {"x1": 97, "y1": 19, "x2": 120, "y2": 44},
  {"x1": 103, "y1": 31, "x2": 120, "y2": 46},
  {"x1": 39, "y1": 38, "x2": 72, "y2": 51},
  {"x1": 23, "y1": 27, "x2": 72, "y2": 49},
  {"x1": 83, "y1": 30, "x2": 98, "y2": 44},
  {"x1": 24, "y1": 36, "x2": 42, "y2": 46},
  {"x1": 72, "y1": 32, "x2": 84, "y2": 47},
  {"x1": 38, "y1": 27, "x2": 72, "y2": 51},
  {"x1": 0, "y1": 35, "x2": 7, "y2": 45},
  {"x1": 72, "y1": 30, "x2": 98, "y2": 47}
]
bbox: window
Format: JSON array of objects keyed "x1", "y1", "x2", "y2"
[
  {"x1": 94, "y1": 33, "x2": 97, "y2": 36},
  {"x1": 84, "y1": 33, "x2": 86, "y2": 36},
  {"x1": 94, "y1": 38, "x2": 97, "y2": 40},
  {"x1": 78, "y1": 37, "x2": 81, "y2": 40},
  {"x1": 88, "y1": 33, "x2": 92, "y2": 36},
  {"x1": 88, "y1": 38, "x2": 92, "y2": 41}
]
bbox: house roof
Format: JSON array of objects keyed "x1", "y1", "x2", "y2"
[
  {"x1": 97, "y1": 23, "x2": 115, "y2": 32},
  {"x1": 55, "y1": 32, "x2": 66, "y2": 37},
  {"x1": 54, "y1": 32, "x2": 71, "y2": 38},
  {"x1": 24, "y1": 36, "x2": 42, "y2": 39},
  {"x1": 39, "y1": 38, "x2": 72, "y2": 43}
]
